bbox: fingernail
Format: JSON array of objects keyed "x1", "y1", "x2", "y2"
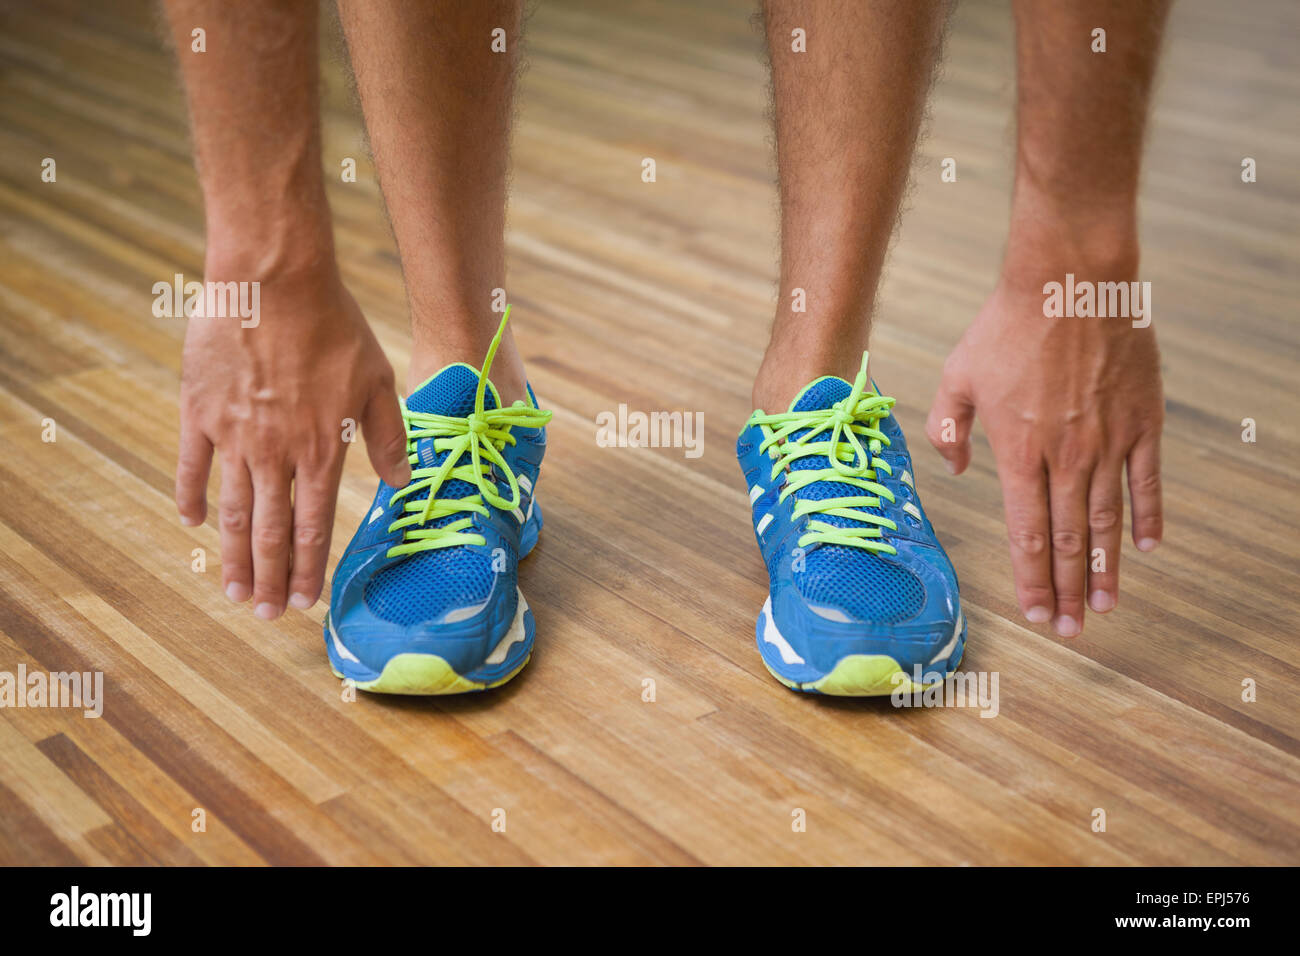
[
  {"x1": 1137, "y1": 537, "x2": 1159, "y2": 552},
  {"x1": 1054, "y1": 615, "x2": 1080, "y2": 638},
  {"x1": 254, "y1": 602, "x2": 280, "y2": 620},
  {"x1": 180, "y1": 514, "x2": 200, "y2": 527},
  {"x1": 1089, "y1": 590, "x2": 1114, "y2": 613},
  {"x1": 289, "y1": 592, "x2": 314, "y2": 610},
  {"x1": 943, "y1": 459, "x2": 956, "y2": 475},
  {"x1": 1026, "y1": 606, "x2": 1051, "y2": 624},
  {"x1": 225, "y1": 582, "x2": 250, "y2": 603}
]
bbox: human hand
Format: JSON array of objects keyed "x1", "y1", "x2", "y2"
[
  {"x1": 926, "y1": 262, "x2": 1163, "y2": 638},
  {"x1": 175, "y1": 262, "x2": 411, "y2": 619}
]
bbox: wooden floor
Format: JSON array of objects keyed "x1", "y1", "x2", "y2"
[{"x1": 0, "y1": 0, "x2": 1297, "y2": 866}]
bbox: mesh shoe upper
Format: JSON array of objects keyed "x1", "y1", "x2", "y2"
[
  {"x1": 781, "y1": 378, "x2": 926, "y2": 624},
  {"x1": 362, "y1": 365, "x2": 505, "y2": 627}
]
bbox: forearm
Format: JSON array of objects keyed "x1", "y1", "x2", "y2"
[
  {"x1": 163, "y1": 0, "x2": 334, "y2": 277},
  {"x1": 1006, "y1": 0, "x2": 1172, "y2": 283}
]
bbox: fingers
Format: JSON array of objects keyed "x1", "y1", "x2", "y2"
[
  {"x1": 925, "y1": 362, "x2": 976, "y2": 475},
  {"x1": 1047, "y1": 474, "x2": 1089, "y2": 638},
  {"x1": 1127, "y1": 429, "x2": 1163, "y2": 552},
  {"x1": 216, "y1": 450, "x2": 341, "y2": 618},
  {"x1": 997, "y1": 458, "x2": 1055, "y2": 626},
  {"x1": 361, "y1": 380, "x2": 412, "y2": 489},
  {"x1": 1087, "y1": 462, "x2": 1124, "y2": 614},
  {"x1": 286, "y1": 459, "x2": 343, "y2": 611},
  {"x1": 176, "y1": 423, "x2": 213, "y2": 526},
  {"x1": 218, "y1": 454, "x2": 254, "y2": 604},
  {"x1": 250, "y1": 465, "x2": 293, "y2": 620}
]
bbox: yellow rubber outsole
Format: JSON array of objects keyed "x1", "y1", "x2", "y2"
[
  {"x1": 332, "y1": 652, "x2": 531, "y2": 696},
  {"x1": 763, "y1": 645, "x2": 966, "y2": 697}
]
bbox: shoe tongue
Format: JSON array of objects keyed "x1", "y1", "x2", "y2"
[
  {"x1": 404, "y1": 363, "x2": 502, "y2": 500},
  {"x1": 785, "y1": 375, "x2": 886, "y2": 530},
  {"x1": 407, "y1": 363, "x2": 501, "y2": 416},
  {"x1": 789, "y1": 376, "x2": 852, "y2": 413}
]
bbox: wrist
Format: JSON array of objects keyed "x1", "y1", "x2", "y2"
[
  {"x1": 1001, "y1": 218, "x2": 1141, "y2": 301},
  {"x1": 202, "y1": 151, "x2": 336, "y2": 282},
  {"x1": 1002, "y1": 176, "x2": 1140, "y2": 293},
  {"x1": 203, "y1": 211, "x2": 337, "y2": 287},
  {"x1": 197, "y1": 241, "x2": 345, "y2": 336}
]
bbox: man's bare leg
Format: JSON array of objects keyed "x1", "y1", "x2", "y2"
[
  {"x1": 927, "y1": 1, "x2": 1170, "y2": 637},
  {"x1": 165, "y1": 0, "x2": 410, "y2": 620},
  {"x1": 336, "y1": 0, "x2": 528, "y2": 406},
  {"x1": 752, "y1": 0, "x2": 948, "y2": 412},
  {"x1": 737, "y1": 1, "x2": 964, "y2": 698}
]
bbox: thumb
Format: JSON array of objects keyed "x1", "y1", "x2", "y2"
[
  {"x1": 925, "y1": 359, "x2": 976, "y2": 476},
  {"x1": 361, "y1": 382, "x2": 411, "y2": 489}
]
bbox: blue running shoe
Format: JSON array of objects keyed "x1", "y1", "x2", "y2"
[
  {"x1": 736, "y1": 354, "x2": 965, "y2": 696},
  {"x1": 324, "y1": 307, "x2": 551, "y2": 694}
]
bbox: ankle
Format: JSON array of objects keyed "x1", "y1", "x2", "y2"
[
  {"x1": 751, "y1": 309, "x2": 873, "y2": 410},
  {"x1": 408, "y1": 334, "x2": 529, "y2": 407},
  {"x1": 751, "y1": 347, "x2": 870, "y2": 413}
]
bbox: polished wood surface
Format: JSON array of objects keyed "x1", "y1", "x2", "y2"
[{"x1": 0, "y1": 0, "x2": 1296, "y2": 865}]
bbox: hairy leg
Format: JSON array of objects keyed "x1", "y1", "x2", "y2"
[
  {"x1": 336, "y1": 0, "x2": 528, "y2": 404},
  {"x1": 753, "y1": 0, "x2": 948, "y2": 411}
]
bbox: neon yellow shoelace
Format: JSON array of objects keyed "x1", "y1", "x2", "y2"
[
  {"x1": 752, "y1": 353, "x2": 899, "y2": 555},
  {"x1": 386, "y1": 306, "x2": 553, "y2": 558}
]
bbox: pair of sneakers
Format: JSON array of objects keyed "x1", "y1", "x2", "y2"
[{"x1": 325, "y1": 309, "x2": 964, "y2": 697}]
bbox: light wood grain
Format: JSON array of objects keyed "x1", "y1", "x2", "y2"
[{"x1": 0, "y1": 0, "x2": 1296, "y2": 865}]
